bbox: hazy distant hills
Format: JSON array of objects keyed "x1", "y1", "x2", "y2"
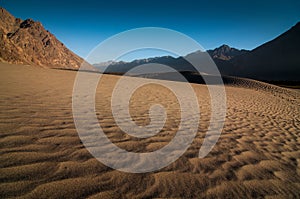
[{"x1": 0, "y1": 8, "x2": 82, "y2": 69}]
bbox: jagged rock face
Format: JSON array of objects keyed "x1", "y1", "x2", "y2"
[
  {"x1": 207, "y1": 45, "x2": 249, "y2": 60},
  {"x1": 0, "y1": 8, "x2": 83, "y2": 69}
]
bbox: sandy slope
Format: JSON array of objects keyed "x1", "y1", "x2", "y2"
[{"x1": 0, "y1": 63, "x2": 299, "y2": 198}]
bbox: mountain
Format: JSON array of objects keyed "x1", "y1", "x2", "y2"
[
  {"x1": 207, "y1": 44, "x2": 249, "y2": 60},
  {"x1": 229, "y1": 22, "x2": 300, "y2": 81},
  {"x1": 95, "y1": 56, "x2": 195, "y2": 74},
  {"x1": 184, "y1": 46, "x2": 249, "y2": 75},
  {"x1": 0, "y1": 8, "x2": 83, "y2": 69},
  {"x1": 94, "y1": 46, "x2": 247, "y2": 74},
  {"x1": 96, "y1": 21, "x2": 300, "y2": 81}
]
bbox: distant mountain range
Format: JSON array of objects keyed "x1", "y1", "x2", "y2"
[
  {"x1": 95, "y1": 22, "x2": 300, "y2": 81},
  {"x1": 0, "y1": 7, "x2": 299, "y2": 81},
  {"x1": 94, "y1": 45, "x2": 249, "y2": 74},
  {"x1": 0, "y1": 8, "x2": 82, "y2": 69}
]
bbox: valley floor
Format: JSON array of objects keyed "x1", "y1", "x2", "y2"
[{"x1": 0, "y1": 63, "x2": 299, "y2": 198}]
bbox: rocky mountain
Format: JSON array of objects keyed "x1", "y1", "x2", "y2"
[
  {"x1": 0, "y1": 7, "x2": 83, "y2": 69},
  {"x1": 229, "y1": 22, "x2": 300, "y2": 81},
  {"x1": 94, "y1": 46, "x2": 247, "y2": 74},
  {"x1": 207, "y1": 44, "x2": 249, "y2": 60}
]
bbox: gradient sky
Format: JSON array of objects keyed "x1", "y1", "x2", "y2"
[{"x1": 2, "y1": 0, "x2": 300, "y2": 62}]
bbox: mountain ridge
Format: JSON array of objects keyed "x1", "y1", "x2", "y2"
[
  {"x1": 229, "y1": 22, "x2": 300, "y2": 80},
  {"x1": 0, "y1": 7, "x2": 83, "y2": 69},
  {"x1": 94, "y1": 22, "x2": 300, "y2": 81},
  {"x1": 94, "y1": 45, "x2": 248, "y2": 74}
]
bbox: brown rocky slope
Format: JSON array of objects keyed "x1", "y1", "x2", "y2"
[{"x1": 0, "y1": 7, "x2": 83, "y2": 69}]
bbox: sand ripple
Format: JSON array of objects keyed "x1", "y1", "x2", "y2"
[{"x1": 0, "y1": 63, "x2": 299, "y2": 198}]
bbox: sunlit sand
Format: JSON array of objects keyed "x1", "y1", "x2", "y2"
[{"x1": 0, "y1": 63, "x2": 299, "y2": 198}]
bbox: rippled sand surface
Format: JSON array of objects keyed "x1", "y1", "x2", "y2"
[{"x1": 0, "y1": 63, "x2": 299, "y2": 198}]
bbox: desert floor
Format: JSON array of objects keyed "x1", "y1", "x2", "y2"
[{"x1": 0, "y1": 63, "x2": 299, "y2": 198}]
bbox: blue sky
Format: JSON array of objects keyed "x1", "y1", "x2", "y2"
[{"x1": 2, "y1": 0, "x2": 300, "y2": 62}]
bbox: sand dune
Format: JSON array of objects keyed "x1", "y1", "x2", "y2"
[{"x1": 0, "y1": 63, "x2": 299, "y2": 198}]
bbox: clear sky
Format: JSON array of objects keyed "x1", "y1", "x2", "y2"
[{"x1": 1, "y1": 0, "x2": 300, "y2": 62}]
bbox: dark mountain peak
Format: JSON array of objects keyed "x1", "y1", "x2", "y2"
[
  {"x1": 213, "y1": 44, "x2": 237, "y2": 53},
  {"x1": 207, "y1": 44, "x2": 249, "y2": 60},
  {"x1": 219, "y1": 44, "x2": 230, "y2": 49},
  {"x1": 230, "y1": 21, "x2": 300, "y2": 80}
]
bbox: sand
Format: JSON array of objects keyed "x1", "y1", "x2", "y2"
[{"x1": 0, "y1": 62, "x2": 299, "y2": 198}]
